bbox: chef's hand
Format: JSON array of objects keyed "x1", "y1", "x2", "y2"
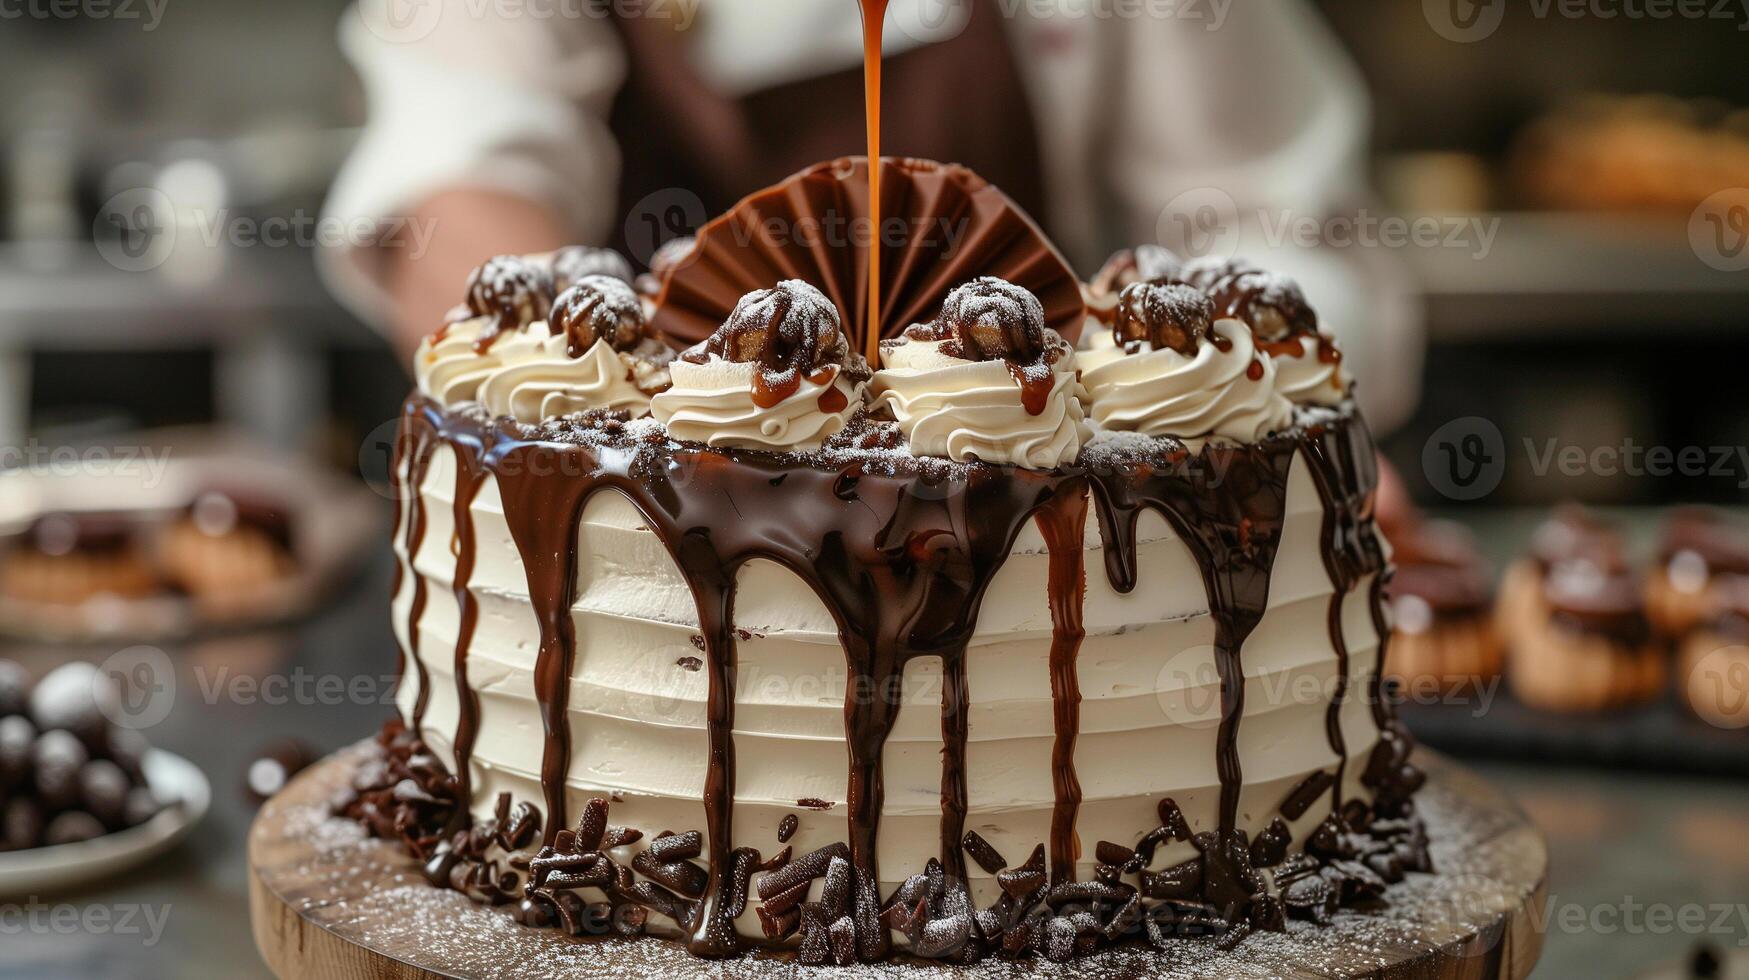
[{"x1": 386, "y1": 188, "x2": 573, "y2": 357}]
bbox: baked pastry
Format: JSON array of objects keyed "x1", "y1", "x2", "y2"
[
  {"x1": 1676, "y1": 576, "x2": 1749, "y2": 729},
  {"x1": 158, "y1": 491, "x2": 298, "y2": 610},
  {"x1": 1385, "y1": 521, "x2": 1502, "y2": 696},
  {"x1": 1497, "y1": 505, "x2": 1625, "y2": 649},
  {"x1": 0, "y1": 512, "x2": 158, "y2": 606},
  {"x1": 1645, "y1": 507, "x2": 1749, "y2": 639},
  {"x1": 1508, "y1": 557, "x2": 1664, "y2": 713},
  {"x1": 339, "y1": 159, "x2": 1428, "y2": 965}
]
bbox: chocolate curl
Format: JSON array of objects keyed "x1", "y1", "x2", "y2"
[
  {"x1": 758, "y1": 903, "x2": 801, "y2": 941},
  {"x1": 1094, "y1": 840, "x2": 1136, "y2": 868},
  {"x1": 828, "y1": 916, "x2": 859, "y2": 966},
  {"x1": 797, "y1": 904, "x2": 832, "y2": 965},
  {"x1": 755, "y1": 841, "x2": 850, "y2": 902},
  {"x1": 760, "y1": 879, "x2": 811, "y2": 919},
  {"x1": 627, "y1": 880, "x2": 694, "y2": 926},
  {"x1": 1140, "y1": 857, "x2": 1204, "y2": 901},
  {"x1": 757, "y1": 845, "x2": 792, "y2": 873},
  {"x1": 1250, "y1": 818, "x2": 1292, "y2": 869},
  {"x1": 777, "y1": 813, "x2": 798, "y2": 843},
  {"x1": 601, "y1": 826, "x2": 642, "y2": 849},
  {"x1": 724, "y1": 847, "x2": 761, "y2": 919},
  {"x1": 820, "y1": 855, "x2": 852, "y2": 919},
  {"x1": 1046, "y1": 879, "x2": 1134, "y2": 910},
  {"x1": 645, "y1": 829, "x2": 703, "y2": 863},
  {"x1": 573, "y1": 798, "x2": 610, "y2": 853},
  {"x1": 960, "y1": 831, "x2": 1007, "y2": 875},
  {"x1": 1157, "y1": 797, "x2": 1193, "y2": 841},
  {"x1": 528, "y1": 848, "x2": 598, "y2": 889},
  {"x1": 996, "y1": 845, "x2": 1047, "y2": 900},
  {"x1": 631, "y1": 850, "x2": 707, "y2": 899}
]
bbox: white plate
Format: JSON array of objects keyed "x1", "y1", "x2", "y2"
[{"x1": 0, "y1": 749, "x2": 211, "y2": 897}]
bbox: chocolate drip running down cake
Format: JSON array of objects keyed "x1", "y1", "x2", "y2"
[{"x1": 343, "y1": 159, "x2": 1429, "y2": 966}]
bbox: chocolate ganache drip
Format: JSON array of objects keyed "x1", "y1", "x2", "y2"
[
  {"x1": 381, "y1": 392, "x2": 1417, "y2": 962},
  {"x1": 551, "y1": 275, "x2": 649, "y2": 358},
  {"x1": 458, "y1": 255, "x2": 557, "y2": 352},
  {"x1": 683, "y1": 280, "x2": 856, "y2": 410}
]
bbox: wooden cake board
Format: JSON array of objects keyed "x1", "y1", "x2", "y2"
[{"x1": 250, "y1": 743, "x2": 1546, "y2": 979}]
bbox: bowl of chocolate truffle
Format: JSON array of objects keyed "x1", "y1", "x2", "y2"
[{"x1": 0, "y1": 660, "x2": 209, "y2": 895}]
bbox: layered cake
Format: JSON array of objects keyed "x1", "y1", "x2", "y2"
[{"x1": 341, "y1": 159, "x2": 1428, "y2": 965}]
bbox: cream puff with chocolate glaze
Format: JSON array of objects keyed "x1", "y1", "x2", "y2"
[
  {"x1": 1078, "y1": 281, "x2": 1292, "y2": 444},
  {"x1": 1497, "y1": 505, "x2": 1627, "y2": 652},
  {"x1": 653, "y1": 280, "x2": 866, "y2": 452},
  {"x1": 1645, "y1": 507, "x2": 1749, "y2": 639},
  {"x1": 1385, "y1": 520, "x2": 1503, "y2": 696},
  {"x1": 1508, "y1": 558, "x2": 1664, "y2": 713},
  {"x1": 873, "y1": 277, "x2": 1087, "y2": 468},
  {"x1": 0, "y1": 513, "x2": 158, "y2": 606},
  {"x1": 159, "y1": 492, "x2": 298, "y2": 613}
]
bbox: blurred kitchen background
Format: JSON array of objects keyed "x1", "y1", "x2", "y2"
[
  {"x1": 3, "y1": 0, "x2": 1748, "y2": 502},
  {"x1": 1, "y1": 2, "x2": 1747, "y2": 978}
]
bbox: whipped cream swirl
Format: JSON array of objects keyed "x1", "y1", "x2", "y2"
[
  {"x1": 873, "y1": 337, "x2": 1088, "y2": 468},
  {"x1": 1268, "y1": 334, "x2": 1347, "y2": 407},
  {"x1": 417, "y1": 317, "x2": 667, "y2": 422},
  {"x1": 652, "y1": 356, "x2": 862, "y2": 451},
  {"x1": 1079, "y1": 318, "x2": 1293, "y2": 443}
]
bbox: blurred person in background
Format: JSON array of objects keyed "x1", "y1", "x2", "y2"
[{"x1": 320, "y1": 0, "x2": 1422, "y2": 433}]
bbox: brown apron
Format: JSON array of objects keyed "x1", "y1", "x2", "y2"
[{"x1": 609, "y1": 0, "x2": 1047, "y2": 266}]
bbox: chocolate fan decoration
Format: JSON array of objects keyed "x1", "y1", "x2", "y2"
[{"x1": 648, "y1": 158, "x2": 1086, "y2": 349}]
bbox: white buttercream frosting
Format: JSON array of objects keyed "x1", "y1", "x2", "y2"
[
  {"x1": 1270, "y1": 334, "x2": 1347, "y2": 407},
  {"x1": 417, "y1": 317, "x2": 668, "y2": 422},
  {"x1": 396, "y1": 444, "x2": 1384, "y2": 918},
  {"x1": 651, "y1": 356, "x2": 862, "y2": 451},
  {"x1": 1079, "y1": 318, "x2": 1293, "y2": 443},
  {"x1": 871, "y1": 336, "x2": 1088, "y2": 468}
]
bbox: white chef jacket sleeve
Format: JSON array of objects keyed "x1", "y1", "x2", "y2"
[
  {"x1": 1104, "y1": 2, "x2": 1423, "y2": 434},
  {"x1": 318, "y1": 1, "x2": 628, "y2": 329}
]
